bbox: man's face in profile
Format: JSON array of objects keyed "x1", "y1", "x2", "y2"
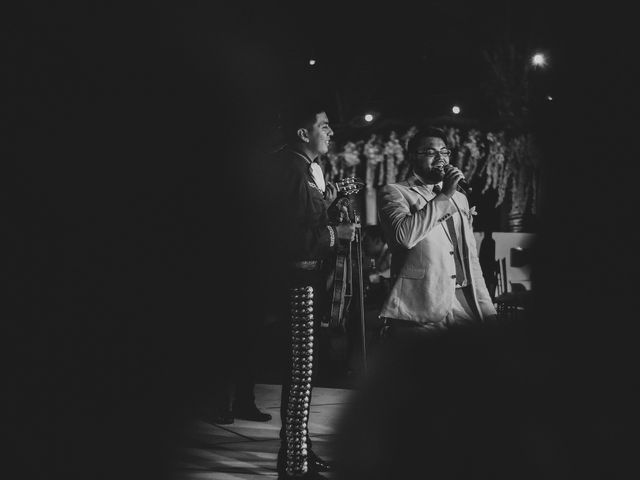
[{"x1": 306, "y1": 112, "x2": 334, "y2": 157}]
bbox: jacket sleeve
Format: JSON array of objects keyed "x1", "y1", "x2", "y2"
[{"x1": 377, "y1": 184, "x2": 457, "y2": 249}]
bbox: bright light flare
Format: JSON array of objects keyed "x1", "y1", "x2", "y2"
[
  {"x1": 309, "y1": 59, "x2": 316, "y2": 66},
  {"x1": 531, "y1": 53, "x2": 547, "y2": 67},
  {"x1": 452, "y1": 105, "x2": 461, "y2": 114},
  {"x1": 364, "y1": 114, "x2": 374, "y2": 122}
]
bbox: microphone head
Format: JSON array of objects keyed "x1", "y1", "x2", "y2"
[{"x1": 457, "y1": 182, "x2": 472, "y2": 194}]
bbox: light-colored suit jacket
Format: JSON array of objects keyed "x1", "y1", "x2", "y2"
[{"x1": 377, "y1": 176, "x2": 496, "y2": 323}]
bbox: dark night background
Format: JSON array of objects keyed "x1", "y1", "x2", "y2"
[{"x1": 6, "y1": 2, "x2": 638, "y2": 479}]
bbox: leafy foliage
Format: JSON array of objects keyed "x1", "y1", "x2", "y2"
[{"x1": 320, "y1": 125, "x2": 539, "y2": 216}]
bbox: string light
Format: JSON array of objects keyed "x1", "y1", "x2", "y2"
[
  {"x1": 452, "y1": 105, "x2": 461, "y2": 114},
  {"x1": 308, "y1": 59, "x2": 316, "y2": 66},
  {"x1": 364, "y1": 113, "x2": 374, "y2": 122},
  {"x1": 531, "y1": 53, "x2": 547, "y2": 67}
]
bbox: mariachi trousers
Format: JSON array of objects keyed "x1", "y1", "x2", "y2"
[{"x1": 278, "y1": 266, "x2": 324, "y2": 477}]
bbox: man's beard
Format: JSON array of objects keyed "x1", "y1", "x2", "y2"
[{"x1": 421, "y1": 167, "x2": 445, "y2": 184}]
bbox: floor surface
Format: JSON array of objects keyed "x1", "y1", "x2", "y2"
[{"x1": 174, "y1": 384, "x2": 353, "y2": 479}]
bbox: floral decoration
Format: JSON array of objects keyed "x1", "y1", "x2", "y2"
[{"x1": 319, "y1": 124, "x2": 540, "y2": 227}]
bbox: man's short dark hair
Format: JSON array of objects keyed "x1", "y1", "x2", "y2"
[
  {"x1": 406, "y1": 127, "x2": 448, "y2": 153},
  {"x1": 280, "y1": 97, "x2": 328, "y2": 143}
]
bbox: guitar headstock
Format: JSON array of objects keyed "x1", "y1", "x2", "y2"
[{"x1": 335, "y1": 177, "x2": 365, "y2": 196}]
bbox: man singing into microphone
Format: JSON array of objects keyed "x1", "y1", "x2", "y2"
[{"x1": 376, "y1": 127, "x2": 496, "y2": 341}]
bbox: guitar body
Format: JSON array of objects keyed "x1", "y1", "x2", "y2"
[{"x1": 323, "y1": 243, "x2": 350, "y2": 331}]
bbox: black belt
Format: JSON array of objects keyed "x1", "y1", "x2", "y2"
[{"x1": 382, "y1": 318, "x2": 424, "y2": 328}]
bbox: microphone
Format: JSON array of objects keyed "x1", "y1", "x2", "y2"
[
  {"x1": 443, "y1": 164, "x2": 472, "y2": 194},
  {"x1": 456, "y1": 178, "x2": 472, "y2": 195}
]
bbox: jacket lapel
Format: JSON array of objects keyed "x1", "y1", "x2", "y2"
[
  {"x1": 450, "y1": 197, "x2": 469, "y2": 259},
  {"x1": 406, "y1": 176, "x2": 437, "y2": 204},
  {"x1": 451, "y1": 196, "x2": 484, "y2": 319},
  {"x1": 409, "y1": 186, "x2": 433, "y2": 204}
]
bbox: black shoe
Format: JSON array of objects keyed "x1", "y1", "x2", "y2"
[
  {"x1": 232, "y1": 404, "x2": 272, "y2": 422},
  {"x1": 308, "y1": 450, "x2": 334, "y2": 473},
  {"x1": 277, "y1": 450, "x2": 333, "y2": 475},
  {"x1": 209, "y1": 409, "x2": 234, "y2": 425}
]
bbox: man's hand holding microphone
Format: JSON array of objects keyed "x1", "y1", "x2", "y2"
[{"x1": 441, "y1": 164, "x2": 470, "y2": 197}]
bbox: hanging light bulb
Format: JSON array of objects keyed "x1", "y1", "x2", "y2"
[{"x1": 531, "y1": 53, "x2": 547, "y2": 67}]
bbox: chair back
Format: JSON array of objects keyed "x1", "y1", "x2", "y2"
[{"x1": 495, "y1": 257, "x2": 508, "y2": 296}]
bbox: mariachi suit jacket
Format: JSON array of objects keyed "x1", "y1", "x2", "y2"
[
  {"x1": 377, "y1": 175, "x2": 496, "y2": 324},
  {"x1": 268, "y1": 146, "x2": 336, "y2": 263}
]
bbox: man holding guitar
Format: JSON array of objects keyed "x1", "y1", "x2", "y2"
[{"x1": 265, "y1": 99, "x2": 357, "y2": 480}]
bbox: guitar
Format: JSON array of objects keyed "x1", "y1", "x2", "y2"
[
  {"x1": 321, "y1": 176, "x2": 368, "y2": 372},
  {"x1": 322, "y1": 177, "x2": 365, "y2": 332}
]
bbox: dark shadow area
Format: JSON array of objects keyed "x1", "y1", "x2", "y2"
[{"x1": 7, "y1": 4, "x2": 280, "y2": 480}]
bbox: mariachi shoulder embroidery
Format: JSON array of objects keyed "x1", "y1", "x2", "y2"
[{"x1": 308, "y1": 181, "x2": 323, "y2": 193}]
